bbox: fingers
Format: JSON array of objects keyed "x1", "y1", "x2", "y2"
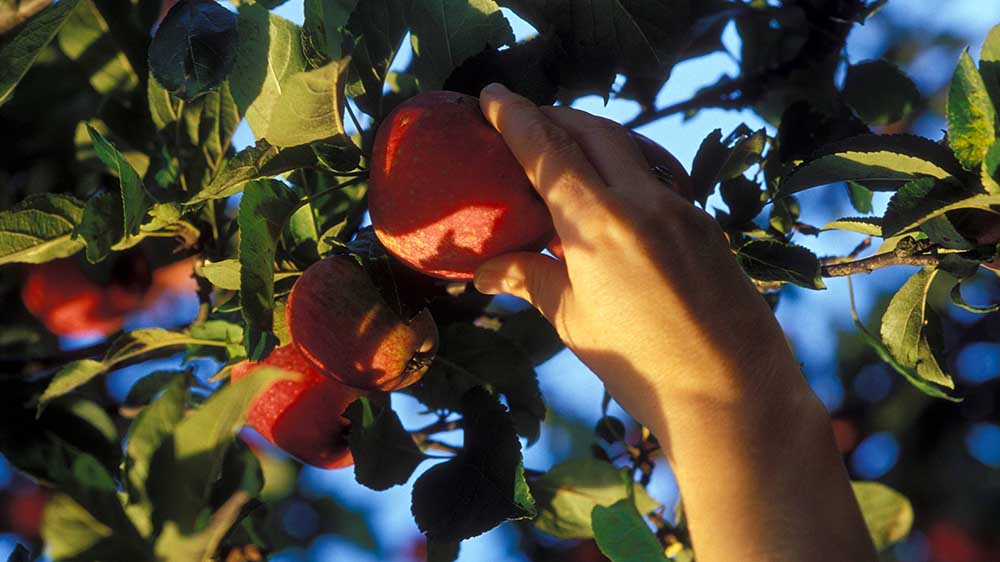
[
  {"x1": 473, "y1": 252, "x2": 570, "y2": 327},
  {"x1": 539, "y1": 106, "x2": 653, "y2": 190},
  {"x1": 479, "y1": 83, "x2": 609, "y2": 235}
]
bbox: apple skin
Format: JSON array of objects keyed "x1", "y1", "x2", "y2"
[
  {"x1": 369, "y1": 90, "x2": 555, "y2": 280},
  {"x1": 286, "y1": 255, "x2": 439, "y2": 391},
  {"x1": 230, "y1": 344, "x2": 362, "y2": 469},
  {"x1": 21, "y1": 257, "x2": 149, "y2": 338}
]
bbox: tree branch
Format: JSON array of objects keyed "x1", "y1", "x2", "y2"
[{"x1": 821, "y1": 252, "x2": 940, "y2": 277}]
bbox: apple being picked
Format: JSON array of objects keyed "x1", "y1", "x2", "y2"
[
  {"x1": 369, "y1": 90, "x2": 555, "y2": 280},
  {"x1": 230, "y1": 344, "x2": 362, "y2": 469},
  {"x1": 286, "y1": 254, "x2": 439, "y2": 391},
  {"x1": 369, "y1": 91, "x2": 693, "y2": 275}
]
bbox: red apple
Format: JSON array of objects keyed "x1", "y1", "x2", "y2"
[
  {"x1": 231, "y1": 344, "x2": 362, "y2": 469},
  {"x1": 369, "y1": 90, "x2": 555, "y2": 280},
  {"x1": 286, "y1": 255, "x2": 439, "y2": 391},
  {"x1": 950, "y1": 208, "x2": 1000, "y2": 271},
  {"x1": 21, "y1": 256, "x2": 149, "y2": 338}
]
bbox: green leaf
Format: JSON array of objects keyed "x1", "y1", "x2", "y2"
[
  {"x1": 408, "y1": 325, "x2": 546, "y2": 443},
  {"x1": 592, "y1": 498, "x2": 668, "y2": 562},
  {"x1": 38, "y1": 329, "x2": 229, "y2": 414},
  {"x1": 982, "y1": 141, "x2": 1000, "y2": 195},
  {"x1": 86, "y1": 125, "x2": 154, "y2": 238},
  {"x1": 780, "y1": 134, "x2": 966, "y2": 195},
  {"x1": 302, "y1": 0, "x2": 357, "y2": 63},
  {"x1": 230, "y1": 5, "x2": 306, "y2": 139},
  {"x1": 736, "y1": 240, "x2": 826, "y2": 290},
  {"x1": 125, "y1": 374, "x2": 187, "y2": 513},
  {"x1": 821, "y1": 217, "x2": 883, "y2": 236},
  {"x1": 407, "y1": 0, "x2": 514, "y2": 90},
  {"x1": 411, "y1": 387, "x2": 536, "y2": 542},
  {"x1": 0, "y1": 0, "x2": 82, "y2": 105},
  {"x1": 147, "y1": 366, "x2": 295, "y2": 533},
  {"x1": 191, "y1": 140, "x2": 317, "y2": 203},
  {"x1": 56, "y1": 0, "x2": 138, "y2": 95},
  {"x1": 148, "y1": 72, "x2": 182, "y2": 131},
  {"x1": 532, "y1": 457, "x2": 660, "y2": 539},
  {"x1": 497, "y1": 308, "x2": 564, "y2": 366},
  {"x1": 202, "y1": 258, "x2": 242, "y2": 290},
  {"x1": 843, "y1": 60, "x2": 920, "y2": 125},
  {"x1": 882, "y1": 180, "x2": 1000, "y2": 237},
  {"x1": 266, "y1": 58, "x2": 356, "y2": 149},
  {"x1": 238, "y1": 179, "x2": 299, "y2": 359},
  {"x1": 0, "y1": 193, "x2": 85, "y2": 265},
  {"x1": 981, "y1": 24, "x2": 1000, "y2": 115},
  {"x1": 718, "y1": 128, "x2": 767, "y2": 180},
  {"x1": 41, "y1": 493, "x2": 115, "y2": 561},
  {"x1": 852, "y1": 482, "x2": 914, "y2": 551},
  {"x1": 880, "y1": 268, "x2": 954, "y2": 389},
  {"x1": 689, "y1": 129, "x2": 727, "y2": 205},
  {"x1": 77, "y1": 192, "x2": 121, "y2": 262},
  {"x1": 948, "y1": 50, "x2": 997, "y2": 170},
  {"x1": 502, "y1": 0, "x2": 692, "y2": 98},
  {"x1": 149, "y1": 0, "x2": 239, "y2": 101},
  {"x1": 344, "y1": 397, "x2": 426, "y2": 491},
  {"x1": 195, "y1": 81, "x2": 241, "y2": 173},
  {"x1": 847, "y1": 181, "x2": 876, "y2": 214},
  {"x1": 154, "y1": 490, "x2": 254, "y2": 562},
  {"x1": 427, "y1": 541, "x2": 461, "y2": 562},
  {"x1": 345, "y1": 0, "x2": 407, "y2": 119}
]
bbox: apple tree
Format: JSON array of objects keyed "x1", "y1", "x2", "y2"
[{"x1": 0, "y1": 0, "x2": 998, "y2": 560}]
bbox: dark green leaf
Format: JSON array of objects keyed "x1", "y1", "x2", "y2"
[
  {"x1": 736, "y1": 240, "x2": 825, "y2": 290},
  {"x1": 56, "y1": 0, "x2": 139, "y2": 95},
  {"x1": 428, "y1": 540, "x2": 460, "y2": 562},
  {"x1": 148, "y1": 0, "x2": 238, "y2": 101},
  {"x1": 0, "y1": 0, "x2": 82, "y2": 105},
  {"x1": 532, "y1": 457, "x2": 660, "y2": 539},
  {"x1": 595, "y1": 416, "x2": 626, "y2": 444},
  {"x1": 880, "y1": 268, "x2": 954, "y2": 389},
  {"x1": 147, "y1": 366, "x2": 294, "y2": 533},
  {"x1": 843, "y1": 60, "x2": 920, "y2": 125},
  {"x1": 981, "y1": 140, "x2": 1000, "y2": 195},
  {"x1": 230, "y1": 5, "x2": 306, "y2": 139},
  {"x1": 123, "y1": 370, "x2": 188, "y2": 407},
  {"x1": 125, "y1": 373, "x2": 187, "y2": 515},
  {"x1": 718, "y1": 128, "x2": 766, "y2": 180},
  {"x1": 0, "y1": 193, "x2": 85, "y2": 265},
  {"x1": 441, "y1": 35, "x2": 560, "y2": 105},
  {"x1": 407, "y1": 0, "x2": 513, "y2": 90},
  {"x1": 192, "y1": 141, "x2": 317, "y2": 203},
  {"x1": 302, "y1": 0, "x2": 357, "y2": 63},
  {"x1": 948, "y1": 50, "x2": 996, "y2": 170},
  {"x1": 847, "y1": 181, "x2": 875, "y2": 214},
  {"x1": 238, "y1": 179, "x2": 299, "y2": 359},
  {"x1": 86, "y1": 125, "x2": 154, "y2": 238},
  {"x1": 345, "y1": 397, "x2": 426, "y2": 491},
  {"x1": 345, "y1": 0, "x2": 408, "y2": 119},
  {"x1": 592, "y1": 498, "x2": 668, "y2": 562},
  {"x1": 950, "y1": 280, "x2": 1000, "y2": 314},
  {"x1": 497, "y1": 308, "x2": 564, "y2": 366},
  {"x1": 981, "y1": 24, "x2": 1000, "y2": 116},
  {"x1": 852, "y1": 481, "x2": 913, "y2": 551},
  {"x1": 408, "y1": 325, "x2": 545, "y2": 443},
  {"x1": 780, "y1": 134, "x2": 966, "y2": 195},
  {"x1": 689, "y1": 129, "x2": 727, "y2": 205},
  {"x1": 411, "y1": 387, "x2": 535, "y2": 542},
  {"x1": 882, "y1": 178, "x2": 1000, "y2": 237}
]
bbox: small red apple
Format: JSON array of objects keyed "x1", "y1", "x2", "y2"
[
  {"x1": 6, "y1": 487, "x2": 48, "y2": 539},
  {"x1": 369, "y1": 90, "x2": 555, "y2": 280},
  {"x1": 949, "y1": 208, "x2": 1000, "y2": 271},
  {"x1": 21, "y1": 256, "x2": 150, "y2": 338},
  {"x1": 286, "y1": 255, "x2": 439, "y2": 391},
  {"x1": 231, "y1": 344, "x2": 362, "y2": 469}
]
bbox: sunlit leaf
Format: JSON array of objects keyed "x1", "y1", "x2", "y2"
[
  {"x1": 947, "y1": 51, "x2": 996, "y2": 170},
  {"x1": 0, "y1": 193, "x2": 85, "y2": 265},
  {"x1": 853, "y1": 481, "x2": 914, "y2": 551},
  {"x1": 0, "y1": 0, "x2": 81, "y2": 105},
  {"x1": 591, "y1": 498, "x2": 668, "y2": 562}
]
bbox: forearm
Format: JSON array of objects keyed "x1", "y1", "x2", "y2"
[{"x1": 648, "y1": 367, "x2": 878, "y2": 562}]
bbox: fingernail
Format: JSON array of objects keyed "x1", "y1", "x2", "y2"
[
  {"x1": 473, "y1": 267, "x2": 505, "y2": 295},
  {"x1": 482, "y1": 82, "x2": 510, "y2": 98}
]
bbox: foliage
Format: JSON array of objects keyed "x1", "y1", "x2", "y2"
[{"x1": 0, "y1": 0, "x2": 998, "y2": 560}]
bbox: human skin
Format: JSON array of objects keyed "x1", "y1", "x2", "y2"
[{"x1": 473, "y1": 83, "x2": 878, "y2": 561}]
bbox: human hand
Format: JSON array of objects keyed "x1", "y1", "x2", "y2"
[{"x1": 473, "y1": 83, "x2": 876, "y2": 562}]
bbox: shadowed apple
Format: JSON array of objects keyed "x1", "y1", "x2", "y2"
[
  {"x1": 950, "y1": 208, "x2": 1000, "y2": 271},
  {"x1": 369, "y1": 90, "x2": 555, "y2": 280},
  {"x1": 230, "y1": 344, "x2": 361, "y2": 469},
  {"x1": 286, "y1": 255, "x2": 439, "y2": 391},
  {"x1": 21, "y1": 255, "x2": 151, "y2": 338}
]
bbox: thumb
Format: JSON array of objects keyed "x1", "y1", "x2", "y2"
[{"x1": 473, "y1": 252, "x2": 570, "y2": 323}]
